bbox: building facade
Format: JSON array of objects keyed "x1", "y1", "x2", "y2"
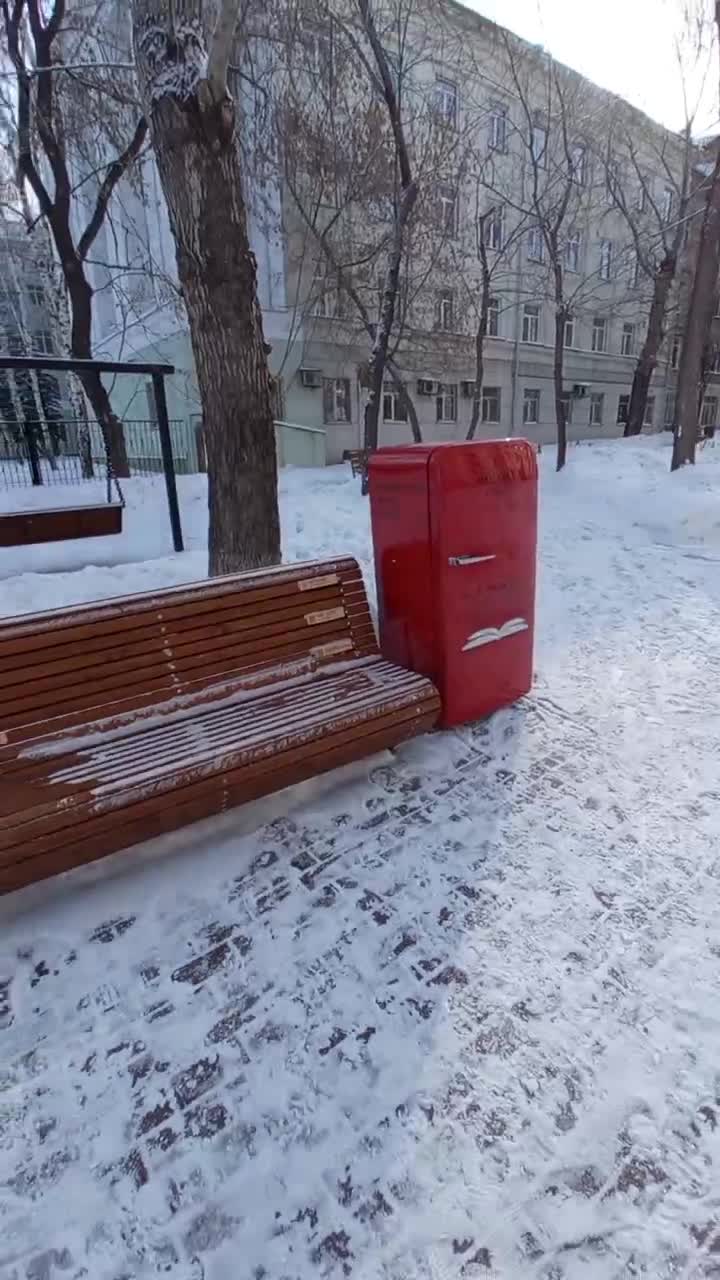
[{"x1": 87, "y1": 0, "x2": 713, "y2": 463}]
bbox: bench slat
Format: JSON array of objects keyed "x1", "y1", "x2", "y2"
[
  {"x1": 4, "y1": 663, "x2": 427, "y2": 808},
  {"x1": 0, "y1": 586, "x2": 369, "y2": 684},
  {"x1": 0, "y1": 558, "x2": 365, "y2": 650},
  {"x1": 1, "y1": 689, "x2": 438, "y2": 861},
  {"x1": 0, "y1": 703, "x2": 437, "y2": 894},
  {"x1": 1, "y1": 612, "x2": 358, "y2": 714}
]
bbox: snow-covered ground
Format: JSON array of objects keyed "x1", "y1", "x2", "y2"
[{"x1": 3, "y1": 437, "x2": 720, "y2": 1279}]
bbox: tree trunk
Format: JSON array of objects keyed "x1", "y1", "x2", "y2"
[
  {"x1": 363, "y1": 185, "x2": 418, "y2": 491},
  {"x1": 75, "y1": 366, "x2": 130, "y2": 479},
  {"x1": 672, "y1": 150, "x2": 720, "y2": 469},
  {"x1": 625, "y1": 256, "x2": 675, "y2": 437},
  {"x1": 467, "y1": 263, "x2": 490, "y2": 441},
  {"x1": 391, "y1": 367, "x2": 422, "y2": 444},
  {"x1": 551, "y1": 255, "x2": 568, "y2": 471},
  {"x1": 133, "y1": 11, "x2": 280, "y2": 574},
  {"x1": 356, "y1": 0, "x2": 418, "y2": 494},
  {"x1": 60, "y1": 253, "x2": 131, "y2": 478},
  {"x1": 553, "y1": 306, "x2": 568, "y2": 472}
]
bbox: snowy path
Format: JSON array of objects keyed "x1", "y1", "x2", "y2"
[{"x1": 2, "y1": 439, "x2": 720, "y2": 1278}]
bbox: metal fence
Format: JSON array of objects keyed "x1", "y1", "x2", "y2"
[{"x1": 0, "y1": 419, "x2": 194, "y2": 490}]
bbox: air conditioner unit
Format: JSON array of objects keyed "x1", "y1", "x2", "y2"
[
  {"x1": 300, "y1": 367, "x2": 322, "y2": 389},
  {"x1": 572, "y1": 382, "x2": 589, "y2": 398},
  {"x1": 460, "y1": 380, "x2": 477, "y2": 398},
  {"x1": 417, "y1": 378, "x2": 438, "y2": 396}
]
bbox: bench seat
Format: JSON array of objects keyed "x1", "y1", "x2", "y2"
[{"x1": 0, "y1": 557, "x2": 440, "y2": 894}]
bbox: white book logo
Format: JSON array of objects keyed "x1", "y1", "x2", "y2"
[{"x1": 462, "y1": 617, "x2": 529, "y2": 652}]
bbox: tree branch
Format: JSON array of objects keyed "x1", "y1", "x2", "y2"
[
  {"x1": 207, "y1": 0, "x2": 241, "y2": 98},
  {"x1": 356, "y1": 0, "x2": 412, "y2": 191},
  {"x1": 78, "y1": 116, "x2": 148, "y2": 260},
  {"x1": 1, "y1": 0, "x2": 54, "y2": 218}
]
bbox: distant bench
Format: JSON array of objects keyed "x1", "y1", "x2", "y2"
[
  {"x1": 0, "y1": 558, "x2": 440, "y2": 895},
  {"x1": 343, "y1": 449, "x2": 368, "y2": 478}
]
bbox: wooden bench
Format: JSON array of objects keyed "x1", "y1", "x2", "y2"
[
  {"x1": 0, "y1": 557, "x2": 440, "y2": 895},
  {"x1": 343, "y1": 449, "x2": 369, "y2": 478}
]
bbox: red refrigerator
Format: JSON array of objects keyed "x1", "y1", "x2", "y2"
[{"x1": 368, "y1": 439, "x2": 538, "y2": 728}]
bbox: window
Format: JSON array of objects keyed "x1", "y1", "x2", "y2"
[
  {"x1": 664, "y1": 394, "x2": 676, "y2": 426},
  {"x1": 489, "y1": 103, "x2": 508, "y2": 152},
  {"x1": 565, "y1": 233, "x2": 580, "y2": 273},
  {"x1": 661, "y1": 186, "x2": 673, "y2": 224},
  {"x1": 436, "y1": 382, "x2": 457, "y2": 422},
  {"x1": 564, "y1": 317, "x2": 575, "y2": 348},
  {"x1": 617, "y1": 394, "x2": 630, "y2": 424},
  {"x1": 7, "y1": 331, "x2": 23, "y2": 355},
  {"x1": 591, "y1": 317, "x2": 607, "y2": 353},
  {"x1": 383, "y1": 381, "x2": 408, "y2": 422},
  {"x1": 28, "y1": 285, "x2": 44, "y2": 306},
  {"x1": 560, "y1": 392, "x2": 573, "y2": 426},
  {"x1": 671, "y1": 336, "x2": 680, "y2": 369},
  {"x1": 599, "y1": 239, "x2": 612, "y2": 281},
  {"x1": 487, "y1": 206, "x2": 504, "y2": 251},
  {"x1": 481, "y1": 385, "x2": 501, "y2": 423},
  {"x1": 528, "y1": 225, "x2": 544, "y2": 262},
  {"x1": 589, "y1": 392, "x2": 604, "y2": 426},
  {"x1": 32, "y1": 330, "x2": 54, "y2": 355},
  {"x1": 570, "y1": 143, "x2": 586, "y2": 185},
  {"x1": 523, "y1": 388, "x2": 540, "y2": 424},
  {"x1": 434, "y1": 79, "x2": 458, "y2": 128},
  {"x1": 531, "y1": 122, "x2": 547, "y2": 168},
  {"x1": 712, "y1": 348, "x2": 720, "y2": 373},
  {"x1": 438, "y1": 288, "x2": 454, "y2": 332},
  {"x1": 522, "y1": 303, "x2": 540, "y2": 344},
  {"x1": 312, "y1": 269, "x2": 337, "y2": 318},
  {"x1": 644, "y1": 395, "x2": 655, "y2": 427},
  {"x1": 438, "y1": 184, "x2": 458, "y2": 237},
  {"x1": 701, "y1": 395, "x2": 718, "y2": 427},
  {"x1": 323, "y1": 377, "x2": 351, "y2": 423},
  {"x1": 621, "y1": 323, "x2": 635, "y2": 356},
  {"x1": 487, "y1": 295, "x2": 500, "y2": 337}
]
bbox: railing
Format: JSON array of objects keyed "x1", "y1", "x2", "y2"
[
  {"x1": 0, "y1": 415, "x2": 328, "y2": 493},
  {"x1": 0, "y1": 419, "x2": 189, "y2": 490}
]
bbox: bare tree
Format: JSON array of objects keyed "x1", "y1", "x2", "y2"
[
  {"x1": 1, "y1": 0, "x2": 149, "y2": 476},
  {"x1": 131, "y1": 0, "x2": 280, "y2": 573},
  {"x1": 353, "y1": 0, "x2": 417, "y2": 483},
  {"x1": 600, "y1": 116, "x2": 695, "y2": 437},
  {"x1": 670, "y1": 0, "x2": 720, "y2": 469},
  {"x1": 499, "y1": 35, "x2": 606, "y2": 470},
  {"x1": 460, "y1": 186, "x2": 533, "y2": 440},
  {"x1": 277, "y1": 0, "x2": 493, "y2": 467}
]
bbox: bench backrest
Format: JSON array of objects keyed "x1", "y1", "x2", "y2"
[{"x1": 0, "y1": 557, "x2": 377, "y2": 748}]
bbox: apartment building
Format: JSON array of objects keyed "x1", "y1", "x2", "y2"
[
  {"x1": 281, "y1": 0, "x2": 698, "y2": 460},
  {"x1": 85, "y1": 0, "x2": 709, "y2": 461}
]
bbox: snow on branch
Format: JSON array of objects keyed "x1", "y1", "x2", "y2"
[{"x1": 207, "y1": 0, "x2": 242, "y2": 98}]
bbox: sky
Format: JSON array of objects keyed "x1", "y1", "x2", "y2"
[{"x1": 467, "y1": 0, "x2": 718, "y2": 134}]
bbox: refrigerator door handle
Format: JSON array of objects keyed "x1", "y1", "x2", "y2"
[{"x1": 448, "y1": 554, "x2": 496, "y2": 566}]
